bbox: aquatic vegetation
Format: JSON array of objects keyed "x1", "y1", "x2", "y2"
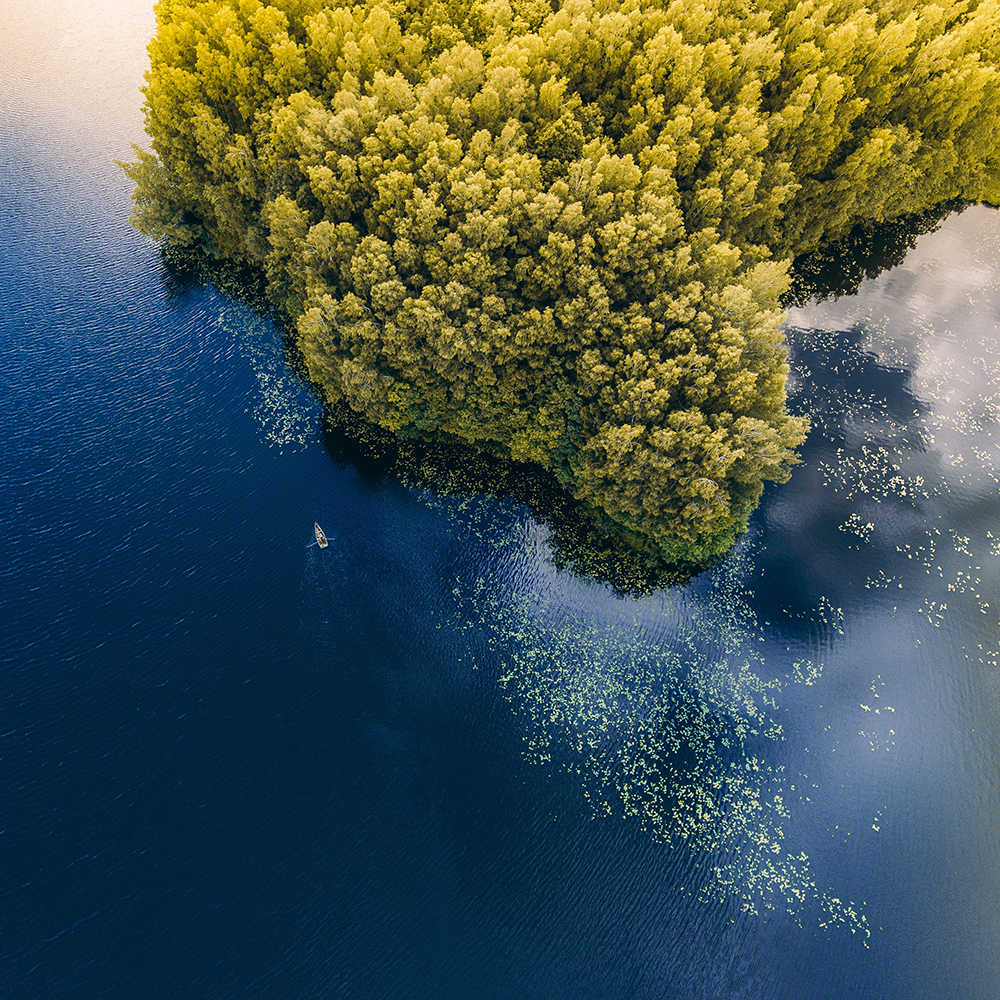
[
  {"x1": 159, "y1": 244, "x2": 323, "y2": 450},
  {"x1": 422, "y1": 493, "x2": 871, "y2": 938},
  {"x1": 412, "y1": 472, "x2": 862, "y2": 931}
]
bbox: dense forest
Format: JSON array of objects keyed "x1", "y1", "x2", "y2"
[{"x1": 124, "y1": 0, "x2": 1000, "y2": 565}]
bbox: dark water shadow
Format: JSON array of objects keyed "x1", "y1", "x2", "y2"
[
  {"x1": 785, "y1": 201, "x2": 970, "y2": 306},
  {"x1": 157, "y1": 241, "x2": 271, "y2": 306}
]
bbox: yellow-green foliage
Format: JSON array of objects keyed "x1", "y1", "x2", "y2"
[{"x1": 124, "y1": 0, "x2": 1000, "y2": 562}]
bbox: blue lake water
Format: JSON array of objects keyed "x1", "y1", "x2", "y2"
[{"x1": 2, "y1": 4, "x2": 999, "y2": 998}]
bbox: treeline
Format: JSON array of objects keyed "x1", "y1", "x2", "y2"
[{"x1": 124, "y1": 0, "x2": 1000, "y2": 565}]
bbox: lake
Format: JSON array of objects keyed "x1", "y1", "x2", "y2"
[{"x1": 2, "y1": 3, "x2": 999, "y2": 998}]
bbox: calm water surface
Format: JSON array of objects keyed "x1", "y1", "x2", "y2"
[{"x1": 2, "y1": 4, "x2": 999, "y2": 998}]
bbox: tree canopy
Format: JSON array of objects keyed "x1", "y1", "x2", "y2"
[{"x1": 123, "y1": 0, "x2": 1000, "y2": 565}]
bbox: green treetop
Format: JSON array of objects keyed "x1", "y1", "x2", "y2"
[{"x1": 123, "y1": 0, "x2": 1000, "y2": 566}]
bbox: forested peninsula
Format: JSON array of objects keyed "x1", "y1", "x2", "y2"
[{"x1": 125, "y1": 0, "x2": 1000, "y2": 566}]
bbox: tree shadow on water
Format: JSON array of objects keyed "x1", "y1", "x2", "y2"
[
  {"x1": 784, "y1": 200, "x2": 969, "y2": 306},
  {"x1": 314, "y1": 405, "x2": 710, "y2": 597},
  {"x1": 157, "y1": 242, "x2": 271, "y2": 306}
]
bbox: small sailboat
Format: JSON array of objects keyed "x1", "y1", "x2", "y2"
[{"x1": 314, "y1": 522, "x2": 329, "y2": 549}]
